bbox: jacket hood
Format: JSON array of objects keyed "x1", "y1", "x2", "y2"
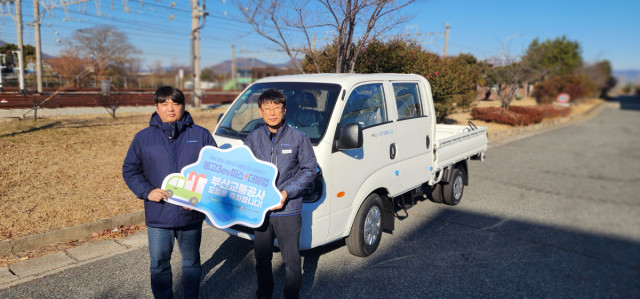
[{"x1": 149, "y1": 111, "x2": 194, "y2": 139}]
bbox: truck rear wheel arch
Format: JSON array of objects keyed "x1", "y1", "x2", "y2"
[{"x1": 440, "y1": 161, "x2": 469, "y2": 185}]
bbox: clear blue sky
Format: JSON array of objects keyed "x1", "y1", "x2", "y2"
[{"x1": 1, "y1": 0, "x2": 638, "y2": 71}]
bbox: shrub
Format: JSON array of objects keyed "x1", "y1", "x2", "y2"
[
  {"x1": 531, "y1": 79, "x2": 560, "y2": 105},
  {"x1": 471, "y1": 105, "x2": 572, "y2": 126},
  {"x1": 507, "y1": 106, "x2": 544, "y2": 124},
  {"x1": 416, "y1": 53, "x2": 482, "y2": 122},
  {"x1": 471, "y1": 107, "x2": 530, "y2": 126},
  {"x1": 532, "y1": 74, "x2": 597, "y2": 104}
]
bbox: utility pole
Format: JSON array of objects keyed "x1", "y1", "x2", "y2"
[
  {"x1": 312, "y1": 33, "x2": 316, "y2": 52},
  {"x1": 0, "y1": 54, "x2": 4, "y2": 92},
  {"x1": 190, "y1": 0, "x2": 208, "y2": 108},
  {"x1": 15, "y1": 0, "x2": 25, "y2": 93},
  {"x1": 33, "y1": 0, "x2": 43, "y2": 93},
  {"x1": 444, "y1": 23, "x2": 450, "y2": 57}
]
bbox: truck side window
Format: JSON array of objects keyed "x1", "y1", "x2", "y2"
[
  {"x1": 393, "y1": 83, "x2": 423, "y2": 120},
  {"x1": 339, "y1": 83, "x2": 387, "y2": 129}
]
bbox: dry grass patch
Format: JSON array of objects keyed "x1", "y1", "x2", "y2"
[{"x1": 0, "y1": 109, "x2": 225, "y2": 241}]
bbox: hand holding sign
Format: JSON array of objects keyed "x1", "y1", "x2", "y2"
[
  {"x1": 161, "y1": 145, "x2": 282, "y2": 229},
  {"x1": 271, "y1": 190, "x2": 287, "y2": 211},
  {"x1": 147, "y1": 189, "x2": 171, "y2": 202}
]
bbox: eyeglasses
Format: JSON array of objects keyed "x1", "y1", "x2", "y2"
[{"x1": 260, "y1": 105, "x2": 284, "y2": 114}]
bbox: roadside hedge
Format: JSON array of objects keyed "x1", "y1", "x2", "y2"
[
  {"x1": 532, "y1": 74, "x2": 596, "y2": 104},
  {"x1": 471, "y1": 105, "x2": 572, "y2": 126}
]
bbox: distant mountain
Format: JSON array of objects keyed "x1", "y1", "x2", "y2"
[
  {"x1": 208, "y1": 57, "x2": 295, "y2": 74},
  {"x1": 209, "y1": 57, "x2": 270, "y2": 74},
  {"x1": 273, "y1": 60, "x2": 298, "y2": 69},
  {"x1": 613, "y1": 69, "x2": 640, "y2": 85}
]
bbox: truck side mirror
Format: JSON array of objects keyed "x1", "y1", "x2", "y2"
[
  {"x1": 217, "y1": 113, "x2": 224, "y2": 124},
  {"x1": 336, "y1": 123, "x2": 363, "y2": 150}
]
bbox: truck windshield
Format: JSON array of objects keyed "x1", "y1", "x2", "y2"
[{"x1": 216, "y1": 82, "x2": 342, "y2": 144}]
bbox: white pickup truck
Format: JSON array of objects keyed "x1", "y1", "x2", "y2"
[{"x1": 213, "y1": 73, "x2": 487, "y2": 256}]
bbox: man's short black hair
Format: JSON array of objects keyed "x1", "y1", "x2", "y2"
[
  {"x1": 154, "y1": 86, "x2": 185, "y2": 105},
  {"x1": 258, "y1": 89, "x2": 286, "y2": 107}
]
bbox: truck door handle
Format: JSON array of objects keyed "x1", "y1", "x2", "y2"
[
  {"x1": 390, "y1": 143, "x2": 396, "y2": 159},
  {"x1": 426, "y1": 135, "x2": 430, "y2": 149}
]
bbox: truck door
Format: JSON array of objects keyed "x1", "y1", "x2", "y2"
[
  {"x1": 390, "y1": 81, "x2": 432, "y2": 193},
  {"x1": 327, "y1": 82, "x2": 399, "y2": 239}
]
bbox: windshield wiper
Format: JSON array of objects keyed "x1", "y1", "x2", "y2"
[
  {"x1": 218, "y1": 126, "x2": 234, "y2": 132},
  {"x1": 218, "y1": 126, "x2": 242, "y2": 137}
]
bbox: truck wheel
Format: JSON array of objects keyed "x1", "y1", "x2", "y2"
[
  {"x1": 346, "y1": 193, "x2": 383, "y2": 257},
  {"x1": 166, "y1": 190, "x2": 173, "y2": 198},
  {"x1": 189, "y1": 197, "x2": 199, "y2": 205},
  {"x1": 429, "y1": 183, "x2": 443, "y2": 203},
  {"x1": 443, "y1": 168, "x2": 464, "y2": 206}
]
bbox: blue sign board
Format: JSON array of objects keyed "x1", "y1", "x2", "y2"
[{"x1": 161, "y1": 145, "x2": 282, "y2": 229}]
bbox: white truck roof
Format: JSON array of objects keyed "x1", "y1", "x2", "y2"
[{"x1": 253, "y1": 73, "x2": 428, "y2": 86}]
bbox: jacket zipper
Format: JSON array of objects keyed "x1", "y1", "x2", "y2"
[{"x1": 271, "y1": 134, "x2": 278, "y2": 167}]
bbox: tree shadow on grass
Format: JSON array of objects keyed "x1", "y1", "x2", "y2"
[
  {"x1": 0, "y1": 121, "x2": 61, "y2": 138},
  {"x1": 0, "y1": 115, "x2": 149, "y2": 138}
]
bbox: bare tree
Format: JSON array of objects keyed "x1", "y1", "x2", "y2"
[
  {"x1": 95, "y1": 91, "x2": 122, "y2": 118},
  {"x1": 237, "y1": 0, "x2": 414, "y2": 73},
  {"x1": 485, "y1": 56, "x2": 535, "y2": 109},
  {"x1": 70, "y1": 25, "x2": 139, "y2": 80}
]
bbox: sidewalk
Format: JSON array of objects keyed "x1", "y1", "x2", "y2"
[
  {"x1": 0, "y1": 100, "x2": 610, "y2": 290},
  {"x1": 0, "y1": 228, "x2": 148, "y2": 289}
]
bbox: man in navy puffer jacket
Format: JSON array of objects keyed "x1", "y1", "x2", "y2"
[
  {"x1": 123, "y1": 86, "x2": 216, "y2": 299},
  {"x1": 245, "y1": 89, "x2": 317, "y2": 299}
]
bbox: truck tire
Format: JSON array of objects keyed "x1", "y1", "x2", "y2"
[
  {"x1": 346, "y1": 193, "x2": 383, "y2": 257},
  {"x1": 190, "y1": 197, "x2": 199, "y2": 205},
  {"x1": 429, "y1": 183, "x2": 444, "y2": 203},
  {"x1": 443, "y1": 168, "x2": 464, "y2": 206}
]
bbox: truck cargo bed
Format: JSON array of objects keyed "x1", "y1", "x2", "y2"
[{"x1": 434, "y1": 124, "x2": 488, "y2": 171}]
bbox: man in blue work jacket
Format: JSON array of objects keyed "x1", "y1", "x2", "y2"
[
  {"x1": 123, "y1": 86, "x2": 217, "y2": 299},
  {"x1": 244, "y1": 89, "x2": 317, "y2": 299}
]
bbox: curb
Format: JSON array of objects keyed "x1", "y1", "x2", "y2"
[
  {"x1": 0, "y1": 211, "x2": 145, "y2": 257},
  {"x1": 1, "y1": 230, "x2": 150, "y2": 289}
]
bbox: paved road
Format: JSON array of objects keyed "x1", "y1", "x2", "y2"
[{"x1": 1, "y1": 98, "x2": 639, "y2": 298}]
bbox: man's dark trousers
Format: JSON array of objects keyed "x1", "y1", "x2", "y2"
[{"x1": 254, "y1": 214, "x2": 302, "y2": 299}]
